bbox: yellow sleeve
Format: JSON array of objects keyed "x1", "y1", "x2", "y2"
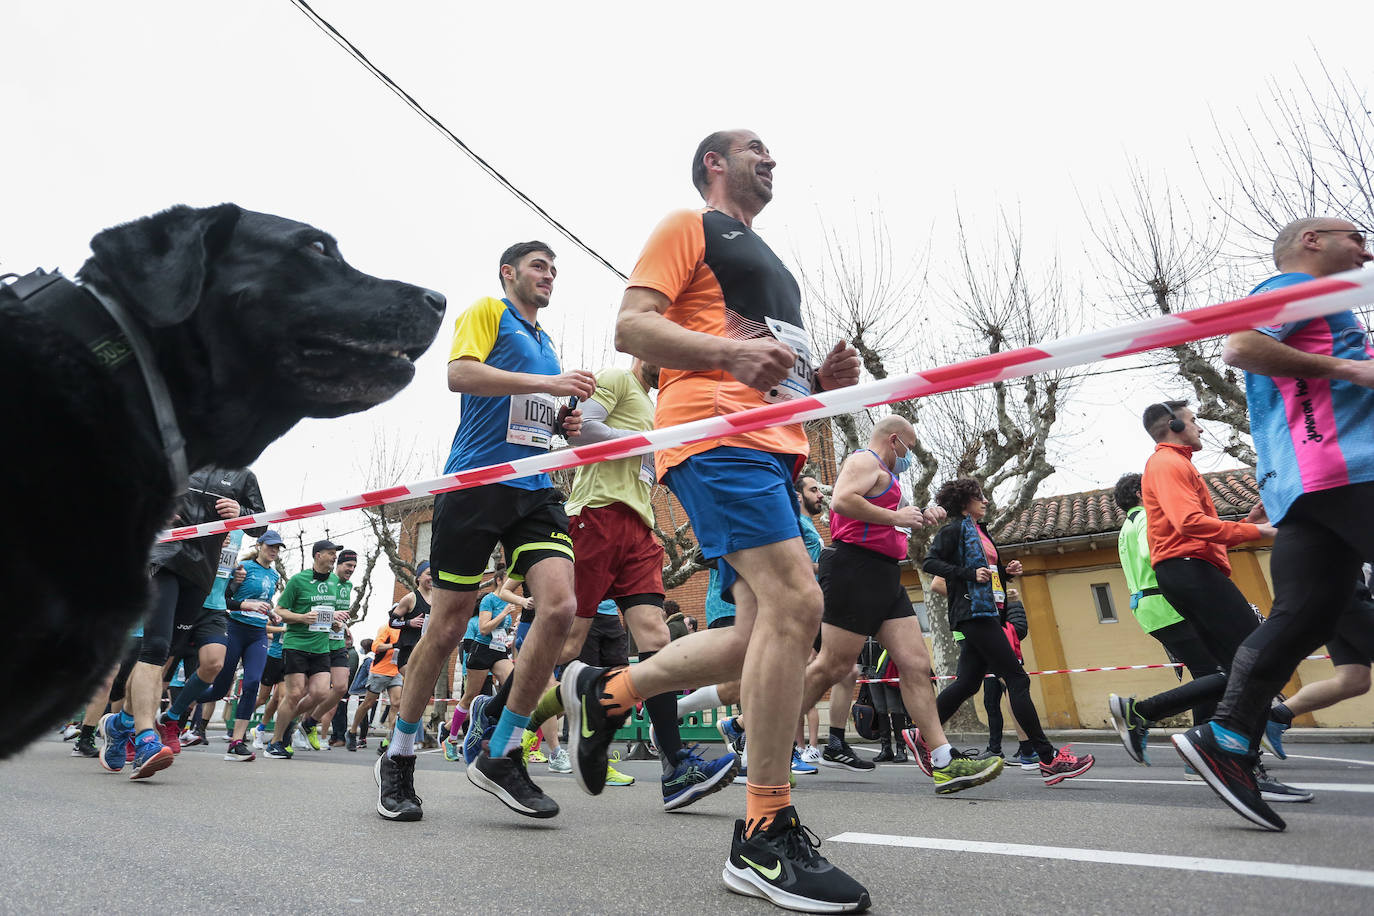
[
  {"x1": 589, "y1": 367, "x2": 630, "y2": 418},
  {"x1": 448, "y1": 297, "x2": 506, "y2": 363}
]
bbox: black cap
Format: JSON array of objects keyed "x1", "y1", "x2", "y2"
[
  {"x1": 312, "y1": 539, "x2": 342, "y2": 556},
  {"x1": 337, "y1": 548, "x2": 358, "y2": 565}
]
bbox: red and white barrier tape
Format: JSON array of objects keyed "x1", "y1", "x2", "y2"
[
  {"x1": 857, "y1": 654, "x2": 1333, "y2": 684},
  {"x1": 157, "y1": 267, "x2": 1374, "y2": 543}
]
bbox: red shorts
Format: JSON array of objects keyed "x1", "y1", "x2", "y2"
[{"x1": 570, "y1": 503, "x2": 665, "y2": 618}]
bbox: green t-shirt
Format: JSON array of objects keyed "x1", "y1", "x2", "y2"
[
  {"x1": 280, "y1": 569, "x2": 343, "y2": 654},
  {"x1": 329, "y1": 574, "x2": 353, "y2": 644},
  {"x1": 1118, "y1": 506, "x2": 1185, "y2": 633},
  {"x1": 565, "y1": 367, "x2": 656, "y2": 528}
]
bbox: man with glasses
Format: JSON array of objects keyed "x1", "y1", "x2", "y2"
[{"x1": 1174, "y1": 217, "x2": 1374, "y2": 831}]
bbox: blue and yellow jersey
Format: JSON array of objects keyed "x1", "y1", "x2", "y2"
[{"x1": 443, "y1": 297, "x2": 564, "y2": 491}]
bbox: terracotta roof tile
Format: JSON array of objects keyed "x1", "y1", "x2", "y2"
[{"x1": 997, "y1": 467, "x2": 1260, "y2": 545}]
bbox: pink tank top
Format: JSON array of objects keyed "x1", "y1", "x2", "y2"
[{"x1": 829, "y1": 450, "x2": 909, "y2": 560}]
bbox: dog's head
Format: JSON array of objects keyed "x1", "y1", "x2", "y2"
[{"x1": 79, "y1": 205, "x2": 445, "y2": 466}]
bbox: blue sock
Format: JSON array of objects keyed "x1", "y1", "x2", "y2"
[
  {"x1": 1211, "y1": 723, "x2": 1251, "y2": 755},
  {"x1": 118, "y1": 710, "x2": 135, "y2": 729},
  {"x1": 135, "y1": 729, "x2": 157, "y2": 746},
  {"x1": 388, "y1": 717, "x2": 420, "y2": 758},
  {"x1": 165, "y1": 674, "x2": 208, "y2": 721},
  {"x1": 491, "y1": 710, "x2": 531, "y2": 757}
]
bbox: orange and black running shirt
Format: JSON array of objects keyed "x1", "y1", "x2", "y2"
[{"x1": 628, "y1": 208, "x2": 813, "y2": 480}]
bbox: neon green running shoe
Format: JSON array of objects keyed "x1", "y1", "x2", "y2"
[
  {"x1": 304, "y1": 724, "x2": 322, "y2": 751},
  {"x1": 443, "y1": 737, "x2": 461, "y2": 762},
  {"x1": 605, "y1": 764, "x2": 635, "y2": 787},
  {"x1": 520, "y1": 729, "x2": 541, "y2": 765},
  {"x1": 932, "y1": 751, "x2": 1004, "y2": 795}
]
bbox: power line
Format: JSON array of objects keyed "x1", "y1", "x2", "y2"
[{"x1": 287, "y1": 0, "x2": 628, "y2": 281}]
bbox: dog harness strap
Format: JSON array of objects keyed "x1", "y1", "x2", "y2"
[{"x1": 80, "y1": 282, "x2": 190, "y2": 487}]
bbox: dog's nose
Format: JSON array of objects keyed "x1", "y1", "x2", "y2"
[{"x1": 422, "y1": 289, "x2": 446, "y2": 316}]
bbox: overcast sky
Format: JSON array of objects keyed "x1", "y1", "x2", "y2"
[{"x1": 5, "y1": 2, "x2": 1370, "y2": 621}]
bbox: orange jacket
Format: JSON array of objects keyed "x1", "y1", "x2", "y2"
[{"x1": 1140, "y1": 442, "x2": 1261, "y2": 576}]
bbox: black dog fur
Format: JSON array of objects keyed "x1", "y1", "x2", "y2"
[{"x1": 0, "y1": 204, "x2": 443, "y2": 755}]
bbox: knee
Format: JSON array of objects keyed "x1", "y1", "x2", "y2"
[
  {"x1": 1338, "y1": 666, "x2": 1372, "y2": 698},
  {"x1": 815, "y1": 651, "x2": 851, "y2": 685},
  {"x1": 139, "y1": 637, "x2": 170, "y2": 666}
]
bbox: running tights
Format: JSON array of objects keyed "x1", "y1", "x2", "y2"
[{"x1": 936, "y1": 617, "x2": 1053, "y2": 760}]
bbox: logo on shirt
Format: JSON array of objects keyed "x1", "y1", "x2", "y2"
[{"x1": 721, "y1": 231, "x2": 744, "y2": 240}]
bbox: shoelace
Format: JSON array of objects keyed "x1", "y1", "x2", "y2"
[
  {"x1": 396, "y1": 758, "x2": 424, "y2": 806},
  {"x1": 781, "y1": 823, "x2": 825, "y2": 867}
]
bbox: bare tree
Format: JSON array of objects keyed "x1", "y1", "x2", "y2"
[
  {"x1": 360, "y1": 431, "x2": 439, "y2": 610},
  {"x1": 1085, "y1": 166, "x2": 1257, "y2": 464}
]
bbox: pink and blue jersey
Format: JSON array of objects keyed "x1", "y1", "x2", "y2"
[
  {"x1": 828, "y1": 450, "x2": 908, "y2": 560},
  {"x1": 1246, "y1": 272, "x2": 1374, "y2": 523}
]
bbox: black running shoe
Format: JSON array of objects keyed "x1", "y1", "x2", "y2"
[
  {"x1": 722, "y1": 806, "x2": 870, "y2": 913},
  {"x1": 467, "y1": 747, "x2": 560, "y2": 819},
  {"x1": 1255, "y1": 762, "x2": 1313, "y2": 803},
  {"x1": 560, "y1": 661, "x2": 631, "y2": 797},
  {"x1": 346, "y1": 732, "x2": 357, "y2": 752},
  {"x1": 374, "y1": 753, "x2": 423, "y2": 822},
  {"x1": 1171, "y1": 724, "x2": 1284, "y2": 831},
  {"x1": 71, "y1": 734, "x2": 98, "y2": 758},
  {"x1": 1108, "y1": 693, "x2": 1150, "y2": 765},
  {"x1": 821, "y1": 739, "x2": 876, "y2": 772}
]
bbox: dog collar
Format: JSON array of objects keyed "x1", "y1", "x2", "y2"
[{"x1": 2, "y1": 269, "x2": 189, "y2": 487}]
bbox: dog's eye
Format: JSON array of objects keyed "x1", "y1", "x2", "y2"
[{"x1": 309, "y1": 240, "x2": 329, "y2": 255}]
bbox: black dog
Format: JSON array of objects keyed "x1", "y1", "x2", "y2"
[{"x1": 0, "y1": 204, "x2": 444, "y2": 755}]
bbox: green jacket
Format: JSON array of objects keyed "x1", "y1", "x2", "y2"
[{"x1": 1118, "y1": 506, "x2": 1184, "y2": 633}]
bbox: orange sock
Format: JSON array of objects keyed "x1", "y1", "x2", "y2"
[
  {"x1": 745, "y1": 782, "x2": 792, "y2": 835},
  {"x1": 599, "y1": 667, "x2": 643, "y2": 716}
]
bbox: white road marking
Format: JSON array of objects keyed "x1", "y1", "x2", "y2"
[
  {"x1": 1062, "y1": 776, "x2": 1374, "y2": 794},
  {"x1": 828, "y1": 833, "x2": 1374, "y2": 888}
]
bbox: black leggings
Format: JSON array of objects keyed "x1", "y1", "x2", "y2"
[
  {"x1": 140, "y1": 570, "x2": 211, "y2": 665},
  {"x1": 937, "y1": 617, "x2": 1053, "y2": 760},
  {"x1": 983, "y1": 678, "x2": 1009, "y2": 749},
  {"x1": 1218, "y1": 483, "x2": 1374, "y2": 742},
  {"x1": 1135, "y1": 557, "x2": 1264, "y2": 724},
  {"x1": 1134, "y1": 618, "x2": 1226, "y2": 724}
]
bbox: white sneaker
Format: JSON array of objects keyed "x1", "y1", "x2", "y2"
[
  {"x1": 548, "y1": 747, "x2": 571, "y2": 774},
  {"x1": 252, "y1": 726, "x2": 266, "y2": 750},
  {"x1": 800, "y1": 746, "x2": 822, "y2": 765},
  {"x1": 292, "y1": 730, "x2": 310, "y2": 750}
]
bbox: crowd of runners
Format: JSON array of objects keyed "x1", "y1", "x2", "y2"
[{"x1": 56, "y1": 129, "x2": 1374, "y2": 913}]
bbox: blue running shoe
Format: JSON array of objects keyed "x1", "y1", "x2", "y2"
[
  {"x1": 1016, "y1": 751, "x2": 1039, "y2": 770},
  {"x1": 663, "y1": 746, "x2": 739, "y2": 812},
  {"x1": 97, "y1": 713, "x2": 133, "y2": 773},
  {"x1": 130, "y1": 737, "x2": 174, "y2": 780},
  {"x1": 716, "y1": 715, "x2": 746, "y2": 758},
  {"x1": 463, "y1": 694, "x2": 494, "y2": 765},
  {"x1": 1261, "y1": 719, "x2": 1289, "y2": 760},
  {"x1": 790, "y1": 746, "x2": 818, "y2": 775}
]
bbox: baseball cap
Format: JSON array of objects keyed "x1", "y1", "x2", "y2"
[
  {"x1": 312, "y1": 539, "x2": 342, "y2": 555},
  {"x1": 337, "y1": 548, "x2": 358, "y2": 565},
  {"x1": 258, "y1": 530, "x2": 285, "y2": 547}
]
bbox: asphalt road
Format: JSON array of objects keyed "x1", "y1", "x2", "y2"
[{"x1": 4, "y1": 730, "x2": 1373, "y2": 914}]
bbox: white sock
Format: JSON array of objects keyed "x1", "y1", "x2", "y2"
[
  {"x1": 931, "y1": 743, "x2": 953, "y2": 769},
  {"x1": 388, "y1": 725, "x2": 418, "y2": 757},
  {"x1": 677, "y1": 685, "x2": 721, "y2": 716}
]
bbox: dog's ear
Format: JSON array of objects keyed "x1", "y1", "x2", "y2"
[{"x1": 86, "y1": 204, "x2": 242, "y2": 327}]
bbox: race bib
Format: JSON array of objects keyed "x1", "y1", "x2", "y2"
[
  {"x1": 490, "y1": 627, "x2": 511, "y2": 651},
  {"x1": 638, "y1": 453, "x2": 655, "y2": 485},
  {"x1": 216, "y1": 543, "x2": 236, "y2": 580},
  {"x1": 507, "y1": 393, "x2": 557, "y2": 448},
  {"x1": 763, "y1": 317, "x2": 815, "y2": 403},
  {"x1": 309, "y1": 606, "x2": 334, "y2": 632},
  {"x1": 990, "y1": 568, "x2": 1005, "y2": 608}
]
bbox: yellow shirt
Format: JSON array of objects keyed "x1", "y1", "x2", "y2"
[{"x1": 565, "y1": 367, "x2": 656, "y2": 528}]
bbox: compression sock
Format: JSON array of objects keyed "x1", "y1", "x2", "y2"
[
  {"x1": 529, "y1": 686, "x2": 564, "y2": 732},
  {"x1": 388, "y1": 717, "x2": 420, "y2": 757},
  {"x1": 491, "y1": 709, "x2": 531, "y2": 756},
  {"x1": 79, "y1": 724, "x2": 96, "y2": 742},
  {"x1": 135, "y1": 729, "x2": 158, "y2": 747},
  {"x1": 1209, "y1": 722, "x2": 1253, "y2": 756},
  {"x1": 828, "y1": 727, "x2": 846, "y2": 745},
  {"x1": 599, "y1": 668, "x2": 644, "y2": 717},
  {"x1": 744, "y1": 782, "x2": 791, "y2": 835},
  {"x1": 676, "y1": 684, "x2": 721, "y2": 717},
  {"x1": 450, "y1": 704, "x2": 468, "y2": 736},
  {"x1": 163, "y1": 674, "x2": 209, "y2": 722},
  {"x1": 1270, "y1": 701, "x2": 1295, "y2": 726},
  {"x1": 118, "y1": 710, "x2": 136, "y2": 730},
  {"x1": 302, "y1": 717, "x2": 318, "y2": 731},
  {"x1": 931, "y1": 743, "x2": 953, "y2": 769}
]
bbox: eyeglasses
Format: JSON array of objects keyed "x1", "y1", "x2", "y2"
[{"x1": 1312, "y1": 229, "x2": 1370, "y2": 249}]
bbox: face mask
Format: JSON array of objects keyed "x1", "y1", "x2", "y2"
[{"x1": 892, "y1": 439, "x2": 911, "y2": 475}]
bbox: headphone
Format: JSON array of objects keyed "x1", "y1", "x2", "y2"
[{"x1": 1154, "y1": 403, "x2": 1185, "y2": 434}]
